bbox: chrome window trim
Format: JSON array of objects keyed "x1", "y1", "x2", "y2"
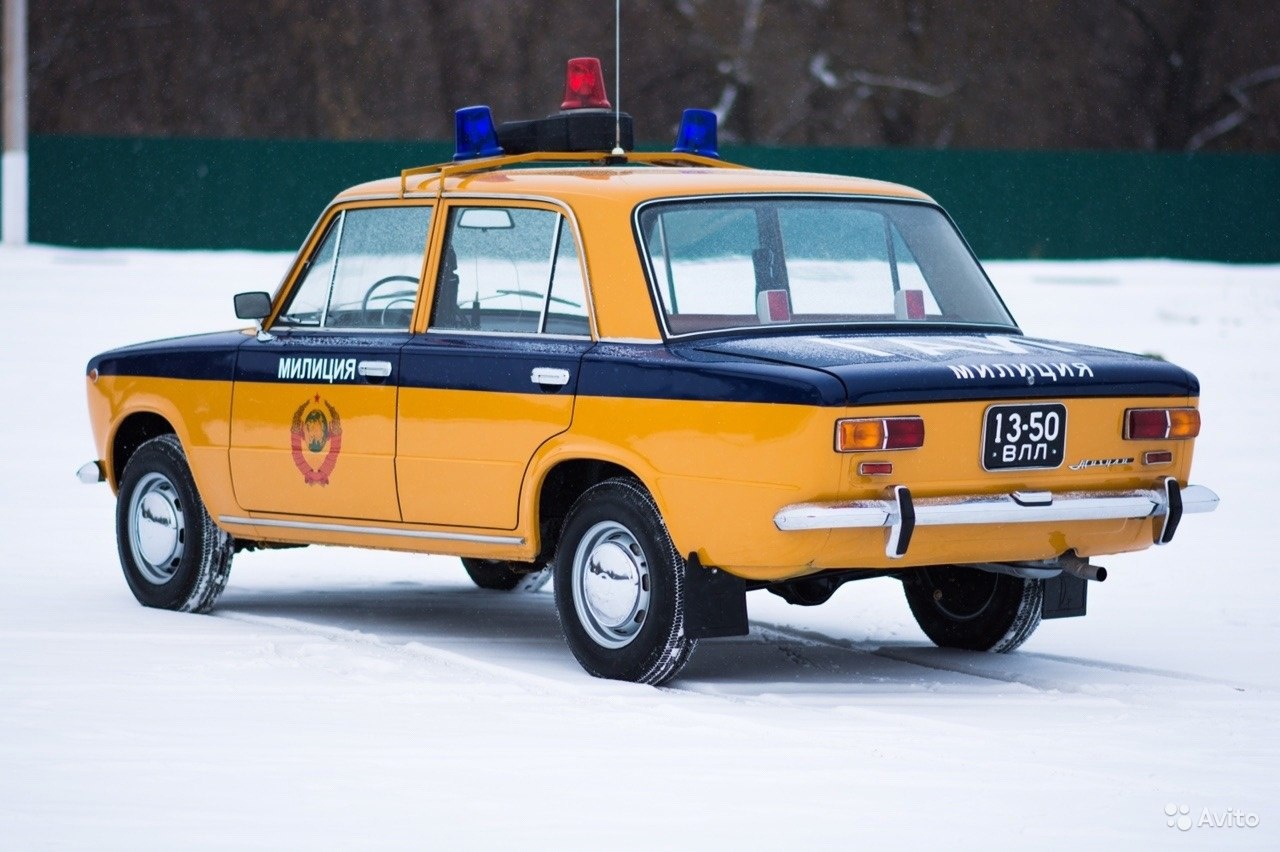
[{"x1": 422, "y1": 328, "x2": 592, "y2": 342}]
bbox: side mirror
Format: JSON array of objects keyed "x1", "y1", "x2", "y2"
[{"x1": 234, "y1": 291, "x2": 272, "y2": 321}]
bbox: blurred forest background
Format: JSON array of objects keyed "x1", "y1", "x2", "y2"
[{"x1": 14, "y1": 0, "x2": 1280, "y2": 151}]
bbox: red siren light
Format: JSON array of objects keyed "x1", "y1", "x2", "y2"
[{"x1": 561, "y1": 57, "x2": 611, "y2": 110}]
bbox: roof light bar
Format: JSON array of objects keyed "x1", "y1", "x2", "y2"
[
  {"x1": 673, "y1": 108, "x2": 719, "y2": 159},
  {"x1": 561, "y1": 57, "x2": 611, "y2": 110},
  {"x1": 453, "y1": 106, "x2": 504, "y2": 161}
]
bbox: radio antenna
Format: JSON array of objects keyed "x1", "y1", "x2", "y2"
[{"x1": 612, "y1": 0, "x2": 624, "y2": 156}]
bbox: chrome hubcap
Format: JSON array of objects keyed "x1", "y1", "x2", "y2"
[
  {"x1": 572, "y1": 521, "x2": 651, "y2": 649},
  {"x1": 128, "y1": 471, "x2": 186, "y2": 585}
]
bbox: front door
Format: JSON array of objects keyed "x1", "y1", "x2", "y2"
[
  {"x1": 230, "y1": 203, "x2": 432, "y2": 521},
  {"x1": 397, "y1": 203, "x2": 593, "y2": 529}
]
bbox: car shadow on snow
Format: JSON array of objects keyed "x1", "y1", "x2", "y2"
[{"x1": 212, "y1": 580, "x2": 1139, "y2": 695}]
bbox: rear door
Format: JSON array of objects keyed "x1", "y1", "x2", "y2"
[
  {"x1": 230, "y1": 203, "x2": 432, "y2": 521},
  {"x1": 396, "y1": 202, "x2": 593, "y2": 529}
]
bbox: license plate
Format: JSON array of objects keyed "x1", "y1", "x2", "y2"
[{"x1": 982, "y1": 403, "x2": 1067, "y2": 471}]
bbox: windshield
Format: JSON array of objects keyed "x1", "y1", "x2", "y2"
[{"x1": 636, "y1": 197, "x2": 1016, "y2": 336}]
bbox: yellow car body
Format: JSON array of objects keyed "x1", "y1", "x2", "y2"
[
  {"x1": 84, "y1": 164, "x2": 1209, "y2": 578},
  {"x1": 81, "y1": 100, "x2": 1218, "y2": 683}
]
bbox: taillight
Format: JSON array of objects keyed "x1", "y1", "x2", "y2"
[
  {"x1": 836, "y1": 417, "x2": 925, "y2": 452},
  {"x1": 1125, "y1": 408, "x2": 1201, "y2": 440}
]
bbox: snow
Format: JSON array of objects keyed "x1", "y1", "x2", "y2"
[{"x1": 2, "y1": 245, "x2": 1277, "y2": 848}]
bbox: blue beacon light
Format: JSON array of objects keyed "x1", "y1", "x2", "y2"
[
  {"x1": 453, "y1": 106, "x2": 504, "y2": 161},
  {"x1": 672, "y1": 108, "x2": 719, "y2": 158}
]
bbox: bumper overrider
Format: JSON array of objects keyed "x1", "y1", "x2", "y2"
[{"x1": 774, "y1": 477, "x2": 1219, "y2": 559}]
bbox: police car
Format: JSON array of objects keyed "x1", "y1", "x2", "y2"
[{"x1": 80, "y1": 59, "x2": 1218, "y2": 685}]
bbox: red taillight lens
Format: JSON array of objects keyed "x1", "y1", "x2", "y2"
[
  {"x1": 560, "y1": 57, "x2": 611, "y2": 110},
  {"x1": 1125, "y1": 408, "x2": 1200, "y2": 440},
  {"x1": 836, "y1": 417, "x2": 925, "y2": 452}
]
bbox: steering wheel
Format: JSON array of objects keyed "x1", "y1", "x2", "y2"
[
  {"x1": 379, "y1": 296, "x2": 418, "y2": 328},
  {"x1": 361, "y1": 275, "x2": 420, "y2": 315}
]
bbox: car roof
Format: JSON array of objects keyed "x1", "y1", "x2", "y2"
[{"x1": 335, "y1": 163, "x2": 935, "y2": 206}]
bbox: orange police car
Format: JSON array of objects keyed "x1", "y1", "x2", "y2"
[{"x1": 80, "y1": 59, "x2": 1217, "y2": 684}]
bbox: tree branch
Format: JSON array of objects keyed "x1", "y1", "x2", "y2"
[
  {"x1": 1186, "y1": 64, "x2": 1280, "y2": 151},
  {"x1": 809, "y1": 53, "x2": 958, "y2": 98}
]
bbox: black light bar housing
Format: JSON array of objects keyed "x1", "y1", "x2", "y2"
[{"x1": 497, "y1": 111, "x2": 635, "y2": 155}]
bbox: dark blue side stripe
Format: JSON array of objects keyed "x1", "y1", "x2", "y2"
[
  {"x1": 88, "y1": 331, "x2": 1199, "y2": 407},
  {"x1": 579, "y1": 343, "x2": 846, "y2": 406},
  {"x1": 88, "y1": 331, "x2": 246, "y2": 381}
]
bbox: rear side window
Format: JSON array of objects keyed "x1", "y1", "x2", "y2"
[
  {"x1": 276, "y1": 205, "x2": 431, "y2": 331},
  {"x1": 430, "y1": 206, "x2": 590, "y2": 336}
]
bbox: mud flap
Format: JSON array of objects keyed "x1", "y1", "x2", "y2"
[
  {"x1": 1042, "y1": 573, "x2": 1087, "y2": 619},
  {"x1": 684, "y1": 553, "x2": 749, "y2": 639}
]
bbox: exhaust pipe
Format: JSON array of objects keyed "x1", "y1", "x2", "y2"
[
  {"x1": 1058, "y1": 552, "x2": 1107, "y2": 582},
  {"x1": 973, "y1": 552, "x2": 1107, "y2": 582}
]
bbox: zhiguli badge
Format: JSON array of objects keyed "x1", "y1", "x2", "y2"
[{"x1": 290, "y1": 395, "x2": 342, "y2": 485}]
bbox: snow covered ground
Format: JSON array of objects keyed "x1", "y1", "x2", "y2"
[{"x1": 1, "y1": 245, "x2": 1277, "y2": 849}]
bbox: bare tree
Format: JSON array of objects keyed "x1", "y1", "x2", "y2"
[{"x1": 22, "y1": 0, "x2": 1280, "y2": 151}]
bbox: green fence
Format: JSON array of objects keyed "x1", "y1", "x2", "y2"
[{"x1": 15, "y1": 134, "x2": 1280, "y2": 261}]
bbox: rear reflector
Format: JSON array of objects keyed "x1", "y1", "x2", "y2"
[
  {"x1": 1125, "y1": 407, "x2": 1201, "y2": 440},
  {"x1": 1144, "y1": 450, "x2": 1174, "y2": 466},
  {"x1": 859, "y1": 462, "x2": 894, "y2": 476},
  {"x1": 836, "y1": 416, "x2": 925, "y2": 452}
]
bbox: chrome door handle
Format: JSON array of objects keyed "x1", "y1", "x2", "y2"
[
  {"x1": 531, "y1": 367, "x2": 570, "y2": 387},
  {"x1": 358, "y1": 360, "x2": 393, "y2": 378}
]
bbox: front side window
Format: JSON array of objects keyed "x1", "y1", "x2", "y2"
[
  {"x1": 430, "y1": 206, "x2": 589, "y2": 336},
  {"x1": 277, "y1": 205, "x2": 431, "y2": 330},
  {"x1": 638, "y1": 198, "x2": 1014, "y2": 336}
]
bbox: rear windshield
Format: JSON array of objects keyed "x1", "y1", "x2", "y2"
[{"x1": 636, "y1": 197, "x2": 1016, "y2": 336}]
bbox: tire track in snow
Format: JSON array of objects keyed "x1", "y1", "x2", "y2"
[{"x1": 750, "y1": 620, "x2": 1253, "y2": 695}]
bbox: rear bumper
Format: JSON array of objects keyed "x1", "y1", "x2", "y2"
[{"x1": 774, "y1": 478, "x2": 1218, "y2": 558}]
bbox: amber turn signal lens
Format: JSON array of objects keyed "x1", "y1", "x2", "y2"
[
  {"x1": 1168, "y1": 408, "x2": 1201, "y2": 439},
  {"x1": 836, "y1": 417, "x2": 924, "y2": 452},
  {"x1": 1125, "y1": 407, "x2": 1200, "y2": 440}
]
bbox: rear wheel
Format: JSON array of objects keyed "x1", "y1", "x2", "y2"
[
  {"x1": 902, "y1": 565, "x2": 1042, "y2": 652},
  {"x1": 116, "y1": 435, "x2": 233, "y2": 613},
  {"x1": 553, "y1": 478, "x2": 696, "y2": 685}
]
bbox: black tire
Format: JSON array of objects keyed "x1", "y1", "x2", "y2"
[
  {"x1": 553, "y1": 478, "x2": 696, "y2": 685},
  {"x1": 462, "y1": 558, "x2": 534, "y2": 591},
  {"x1": 902, "y1": 565, "x2": 1042, "y2": 652},
  {"x1": 115, "y1": 434, "x2": 233, "y2": 613}
]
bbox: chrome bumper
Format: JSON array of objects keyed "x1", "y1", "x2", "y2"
[{"x1": 773, "y1": 478, "x2": 1218, "y2": 558}]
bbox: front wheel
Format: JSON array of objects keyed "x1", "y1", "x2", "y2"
[
  {"x1": 553, "y1": 479, "x2": 696, "y2": 685},
  {"x1": 116, "y1": 434, "x2": 233, "y2": 613},
  {"x1": 902, "y1": 566, "x2": 1042, "y2": 652}
]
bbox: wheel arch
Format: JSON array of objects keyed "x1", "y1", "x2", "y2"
[
  {"x1": 110, "y1": 411, "x2": 177, "y2": 488},
  {"x1": 532, "y1": 457, "x2": 636, "y2": 562}
]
